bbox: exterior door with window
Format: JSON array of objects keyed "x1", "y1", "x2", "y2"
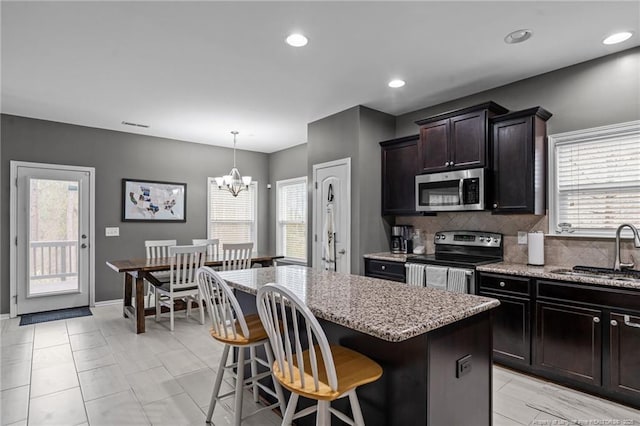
[{"x1": 13, "y1": 163, "x2": 92, "y2": 315}]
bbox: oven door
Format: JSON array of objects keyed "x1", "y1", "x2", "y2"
[
  {"x1": 415, "y1": 168, "x2": 484, "y2": 212},
  {"x1": 406, "y1": 263, "x2": 475, "y2": 293}
]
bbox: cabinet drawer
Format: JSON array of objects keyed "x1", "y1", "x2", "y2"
[
  {"x1": 365, "y1": 259, "x2": 405, "y2": 281},
  {"x1": 537, "y1": 280, "x2": 640, "y2": 311},
  {"x1": 478, "y1": 273, "x2": 530, "y2": 296}
]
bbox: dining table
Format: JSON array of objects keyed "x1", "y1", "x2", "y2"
[{"x1": 106, "y1": 254, "x2": 283, "y2": 333}]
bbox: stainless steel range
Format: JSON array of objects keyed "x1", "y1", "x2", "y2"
[{"x1": 405, "y1": 230, "x2": 503, "y2": 293}]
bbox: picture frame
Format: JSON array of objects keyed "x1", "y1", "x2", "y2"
[{"x1": 121, "y1": 178, "x2": 187, "y2": 222}]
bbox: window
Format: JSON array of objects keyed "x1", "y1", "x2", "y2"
[
  {"x1": 276, "y1": 177, "x2": 307, "y2": 262},
  {"x1": 207, "y1": 179, "x2": 258, "y2": 251},
  {"x1": 549, "y1": 120, "x2": 640, "y2": 237}
]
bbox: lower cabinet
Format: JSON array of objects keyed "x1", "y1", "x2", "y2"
[
  {"x1": 364, "y1": 258, "x2": 405, "y2": 283},
  {"x1": 608, "y1": 312, "x2": 640, "y2": 398},
  {"x1": 478, "y1": 271, "x2": 640, "y2": 409},
  {"x1": 535, "y1": 301, "x2": 602, "y2": 386}
]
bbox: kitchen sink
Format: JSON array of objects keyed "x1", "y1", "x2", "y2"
[{"x1": 551, "y1": 266, "x2": 640, "y2": 283}]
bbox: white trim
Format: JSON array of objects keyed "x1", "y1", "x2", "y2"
[
  {"x1": 275, "y1": 176, "x2": 308, "y2": 263},
  {"x1": 0, "y1": 314, "x2": 10, "y2": 320},
  {"x1": 312, "y1": 157, "x2": 351, "y2": 273},
  {"x1": 94, "y1": 299, "x2": 123, "y2": 307},
  {"x1": 10, "y1": 161, "x2": 96, "y2": 318},
  {"x1": 548, "y1": 120, "x2": 640, "y2": 239}
]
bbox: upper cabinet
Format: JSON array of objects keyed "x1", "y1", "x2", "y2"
[
  {"x1": 415, "y1": 102, "x2": 508, "y2": 173},
  {"x1": 380, "y1": 135, "x2": 420, "y2": 215},
  {"x1": 490, "y1": 107, "x2": 552, "y2": 215}
]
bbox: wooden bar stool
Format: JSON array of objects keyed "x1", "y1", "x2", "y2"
[
  {"x1": 197, "y1": 266, "x2": 286, "y2": 426},
  {"x1": 256, "y1": 283, "x2": 383, "y2": 426}
]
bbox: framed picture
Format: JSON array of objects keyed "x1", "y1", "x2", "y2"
[{"x1": 122, "y1": 179, "x2": 187, "y2": 222}]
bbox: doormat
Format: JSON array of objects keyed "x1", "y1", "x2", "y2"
[{"x1": 19, "y1": 306, "x2": 92, "y2": 326}]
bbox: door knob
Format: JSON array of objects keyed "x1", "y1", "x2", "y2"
[
  {"x1": 81, "y1": 243, "x2": 88, "y2": 249},
  {"x1": 338, "y1": 249, "x2": 346, "y2": 254}
]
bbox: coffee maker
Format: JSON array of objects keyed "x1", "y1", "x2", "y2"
[{"x1": 391, "y1": 225, "x2": 413, "y2": 254}]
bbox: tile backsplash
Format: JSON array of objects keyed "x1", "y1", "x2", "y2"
[{"x1": 396, "y1": 211, "x2": 636, "y2": 268}]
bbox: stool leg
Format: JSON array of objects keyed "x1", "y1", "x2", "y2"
[
  {"x1": 264, "y1": 342, "x2": 287, "y2": 416},
  {"x1": 316, "y1": 400, "x2": 330, "y2": 426},
  {"x1": 206, "y1": 344, "x2": 230, "y2": 423},
  {"x1": 155, "y1": 292, "x2": 161, "y2": 322},
  {"x1": 234, "y1": 347, "x2": 246, "y2": 426},
  {"x1": 348, "y1": 389, "x2": 365, "y2": 426},
  {"x1": 281, "y1": 393, "x2": 299, "y2": 426},
  {"x1": 249, "y1": 346, "x2": 259, "y2": 403}
]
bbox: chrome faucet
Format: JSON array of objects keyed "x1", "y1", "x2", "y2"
[{"x1": 614, "y1": 223, "x2": 640, "y2": 271}]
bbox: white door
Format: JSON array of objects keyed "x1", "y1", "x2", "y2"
[
  {"x1": 11, "y1": 162, "x2": 94, "y2": 315},
  {"x1": 313, "y1": 158, "x2": 351, "y2": 273}
]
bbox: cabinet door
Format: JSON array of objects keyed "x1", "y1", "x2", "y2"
[
  {"x1": 418, "y1": 119, "x2": 449, "y2": 173},
  {"x1": 479, "y1": 291, "x2": 530, "y2": 366},
  {"x1": 491, "y1": 116, "x2": 533, "y2": 212},
  {"x1": 535, "y1": 301, "x2": 602, "y2": 386},
  {"x1": 609, "y1": 312, "x2": 640, "y2": 397},
  {"x1": 381, "y1": 138, "x2": 418, "y2": 215},
  {"x1": 450, "y1": 110, "x2": 487, "y2": 169}
]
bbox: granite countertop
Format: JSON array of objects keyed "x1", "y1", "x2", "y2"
[
  {"x1": 476, "y1": 262, "x2": 640, "y2": 290},
  {"x1": 363, "y1": 252, "x2": 410, "y2": 262},
  {"x1": 218, "y1": 265, "x2": 499, "y2": 342}
]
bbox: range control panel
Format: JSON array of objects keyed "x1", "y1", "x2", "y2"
[{"x1": 434, "y1": 231, "x2": 502, "y2": 248}]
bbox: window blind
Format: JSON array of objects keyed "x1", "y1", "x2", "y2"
[
  {"x1": 208, "y1": 180, "x2": 257, "y2": 248},
  {"x1": 552, "y1": 122, "x2": 640, "y2": 235},
  {"x1": 276, "y1": 178, "x2": 307, "y2": 261}
]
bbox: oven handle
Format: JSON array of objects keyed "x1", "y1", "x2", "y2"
[{"x1": 458, "y1": 179, "x2": 464, "y2": 205}]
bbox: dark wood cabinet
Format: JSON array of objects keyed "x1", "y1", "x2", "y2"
[
  {"x1": 478, "y1": 273, "x2": 531, "y2": 366},
  {"x1": 415, "y1": 102, "x2": 507, "y2": 174},
  {"x1": 608, "y1": 312, "x2": 640, "y2": 397},
  {"x1": 490, "y1": 107, "x2": 551, "y2": 214},
  {"x1": 364, "y1": 258, "x2": 405, "y2": 283},
  {"x1": 380, "y1": 135, "x2": 419, "y2": 215},
  {"x1": 535, "y1": 301, "x2": 602, "y2": 386}
]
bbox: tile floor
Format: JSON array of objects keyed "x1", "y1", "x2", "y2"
[{"x1": 1, "y1": 303, "x2": 639, "y2": 425}]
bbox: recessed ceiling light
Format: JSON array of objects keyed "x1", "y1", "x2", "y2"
[
  {"x1": 388, "y1": 79, "x2": 406, "y2": 88},
  {"x1": 286, "y1": 33, "x2": 308, "y2": 47},
  {"x1": 504, "y1": 29, "x2": 533, "y2": 44},
  {"x1": 603, "y1": 31, "x2": 633, "y2": 45}
]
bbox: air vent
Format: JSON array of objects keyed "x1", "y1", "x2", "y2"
[{"x1": 121, "y1": 121, "x2": 150, "y2": 128}]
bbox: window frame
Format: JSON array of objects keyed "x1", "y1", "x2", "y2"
[
  {"x1": 275, "y1": 176, "x2": 308, "y2": 263},
  {"x1": 206, "y1": 178, "x2": 258, "y2": 253},
  {"x1": 548, "y1": 120, "x2": 640, "y2": 239}
]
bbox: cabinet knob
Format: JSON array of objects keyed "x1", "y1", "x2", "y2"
[
  {"x1": 611, "y1": 320, "x2": 618, "y2": 326},
  {"x1": 493, "y1": 203, "x2": 498, "y2": 209},
  {"x1": 450, "y1": 162, "x2": 455, "y2": 166},
  {"x1": 593, "y1": 317, "x2": 600, "y2": 323},
  {"x1": 499, "y1": 281, "x2": 506, "y2": 287},
  {"x1": 444, "y1": 161, "x2": 450, "y2": 166},
  {"x1": 381, "y1": 265, "x2": 386, "y2": 270}
]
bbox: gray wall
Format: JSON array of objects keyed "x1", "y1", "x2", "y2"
[
  {"x1": 307, "y1": 106, "x2": 395, "y2": 274},
  {"x1": 1, "y1": 114, "x2": 270, "y2": 312},
  {"x1": 396, "y1": 47, "x2": 640, "y2": 137},
  {"x1": 267, "y1": 143, "x2": 308, "y2": 257}
]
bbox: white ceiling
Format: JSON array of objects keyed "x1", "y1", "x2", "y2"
[{"x1": 2, "y1": 1, "x2": 638, "y2": 153}]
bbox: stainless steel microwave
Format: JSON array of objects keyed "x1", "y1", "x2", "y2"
[{"x1": 415, "y1": 168, "x2": 485, "y2": 212}]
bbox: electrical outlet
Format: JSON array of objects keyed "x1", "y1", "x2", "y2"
[
  {"x1": 518, "y1": 231, "x2": 528, "y2": 245},
  {"x1": 456, "y1": 354, "x2": 472, "y2": 378},
  {"x1": 105, "y1": 227, "x2": 120, "y2": 237}
]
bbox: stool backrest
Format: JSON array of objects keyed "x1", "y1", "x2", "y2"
[
  {"x1": 197, "y1": 266, "x2": 249, "y2": 339},
  {"x1": 257, "y1": 283, "x2": 337, "y2": 392},
  {"x1": 221, "y1": 242, "x2": 253, "y2": 271},
  {"x1": 192, "y1": 238, "x2": 220, "y2": 257},
  {"x1": 169, "y1": 245, "x2": 206, "y2": 291},
  {"x1": 145, "y1": 239, "x2": 177, "y2": 259}
]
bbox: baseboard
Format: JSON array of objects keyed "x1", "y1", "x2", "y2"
[
  {"x1": 0, "y1": 313, "x2": 10, "y2": 320},
  {"x1": 94, "y1": 299, "x2": 123, "y2": 307}
]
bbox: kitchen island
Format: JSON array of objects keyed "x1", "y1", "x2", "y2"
[{"x1": 218, "y1": 265, "x2": 500, "y2": 425}]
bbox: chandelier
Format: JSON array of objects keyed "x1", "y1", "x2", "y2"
[{"x1": 214, "y1": 131, "x2": 252, "y2": 197}]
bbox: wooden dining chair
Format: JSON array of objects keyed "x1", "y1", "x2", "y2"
[
  {"x1": 192, "y1": 238, "x2": 220, "y2": 258},
  {"x1": 256, "y1": 283, "x2": 383, "y2": 426},
  {"x1": 221, "y1": 242, "x2": 253, "y2": 271},
  {"x1": 144, "y1": 239, "x2": 177, "y2": 307},
  {"x1": 152, "y1": 244, "x2": 206, "y2": 331},
  {"x1": 197, "y1": 266, "x2": 286, "y2": 425}
]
